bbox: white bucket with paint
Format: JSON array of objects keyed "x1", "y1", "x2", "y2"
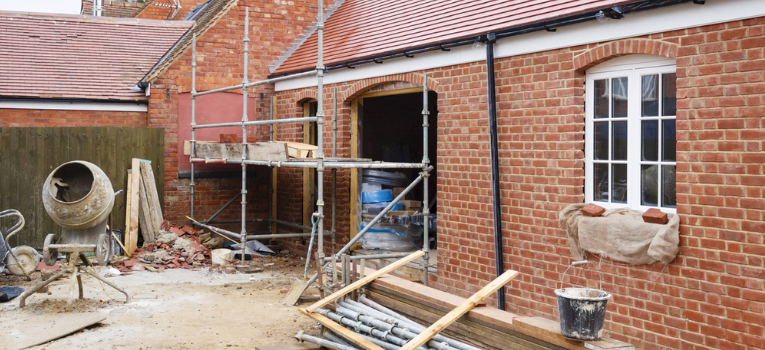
[{"x1": 211, "y1": 248, "x2": 232, "y2": 267}]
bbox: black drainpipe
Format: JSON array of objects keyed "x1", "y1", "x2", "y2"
[{"x1": 485, "y1": 33, "x2": 506, "y2": 311}]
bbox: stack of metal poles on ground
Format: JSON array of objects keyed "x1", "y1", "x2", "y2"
[{"x1": 295, "y1": 295, "x2": 484, "y2": 350}]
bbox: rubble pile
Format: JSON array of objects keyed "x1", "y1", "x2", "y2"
[{"x1": 115, "y1": 223, "x2": 225, "y2": 273}]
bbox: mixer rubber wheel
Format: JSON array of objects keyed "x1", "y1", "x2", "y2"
[
  {"x1": 6, "y1": 246, "x2": 40, "y2": 276},
  {"x1": 42, "y1": 233, "x2": 58, "y2": 267},
  {"x1": 96, "y1": 233, "x2": 112, "y2": 267}
]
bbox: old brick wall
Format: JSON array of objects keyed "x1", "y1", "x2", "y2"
[
  {"x1": 0, "y1": 108, "x2": 147, "y2": 127},
  {"x1": 149, "y1": 0, "x2": 319, "y2": 233},
  {"x1": 274, "y1": 17, "x2": 765, "y2": 350}
]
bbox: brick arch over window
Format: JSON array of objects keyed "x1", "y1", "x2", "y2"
[
  {"x1": 340, "y1": 73, "x2": 441, "y2": 102},
  {"x1": 573, "y1": 39, "x2": 679, "y2": 71},
  {"x1": 294, "y1": 89, "x2": 318, "y2": 105}
]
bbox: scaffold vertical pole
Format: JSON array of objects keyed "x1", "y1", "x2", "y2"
[
  {"x1": 190, "y1": 33, "x2": 197, "y2": 220},
  {"x1": 316, "y1": 0, "x2": 326, "y2": 263},
  {"x1": 241, "y1": 8, "x2": 250, "y2": 250},
  {"x1": 268, "y1": 97, "x2": 274, "y2": 236},
  {"x1": 331, "y1": 87, "x2": 337, "y2": 258},
  {"x1": 422, "y1": 74, "x2": 431, "y2": 286}
]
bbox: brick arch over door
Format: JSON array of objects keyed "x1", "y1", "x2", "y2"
[
  {"x1": 340, "y1": 72, "x2": 441, "y2": 102},
  {"x1": 573, "y1": 38, "x2": 679, "y2": 71}
]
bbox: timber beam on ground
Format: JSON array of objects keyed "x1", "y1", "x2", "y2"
[{"x1": 365, "y1": 272, "x2": 635, "y2": 350}]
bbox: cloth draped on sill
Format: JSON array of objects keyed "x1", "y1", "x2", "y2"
[{"x1": 559, "y1": 203, "x2": 680, "y2": 265}]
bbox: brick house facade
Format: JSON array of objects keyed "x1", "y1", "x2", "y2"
[
  {"x1": 268, "y1": 5, "x2": 765, "y2": 350},
  {"x1": 2, "y1": 1, "x2": 764, "y2": 349},
  {"x1": 146, "y1": 0, "x2": 320, "y2": 233}
]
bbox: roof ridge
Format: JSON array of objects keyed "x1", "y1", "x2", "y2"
[
  {"x1": 268, "y1": 0, "x2": 345, "y2": 74},
  {"x1": 0, "y1": 10, "x2": 193, "y2": 26}
]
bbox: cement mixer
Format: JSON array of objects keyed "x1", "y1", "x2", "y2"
[
  {"x1": 41, "y1": 160, "x2": 116, "y2": 266},
  {"x1": 18, "y1": 160, "x2": 130, "y2": 307}
]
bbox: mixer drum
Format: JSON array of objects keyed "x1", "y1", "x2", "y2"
[{"x1": 42, "y1": 161, "x2": 115, "y2": 230}]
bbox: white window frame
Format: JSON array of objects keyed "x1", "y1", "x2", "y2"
[{"x1": 585, "y1": 55, "x2": 677, "y2": 214}]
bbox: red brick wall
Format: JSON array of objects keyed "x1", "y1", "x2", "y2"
[
  {"x1": 149, "y1": 0, "x2": 318, "y2": 232},
  {"x1": 0, "y1": 108, "x2": 146, "y2": 127},
  {"x1": 274, "y1": 88, "x2": 351, "y2": 254},
  {"x1": 136, "y1": 0, "x2": 202, "y2": 20},
  {"x1": 274, "y1": 17, "x2": 765, "y2": 350}
]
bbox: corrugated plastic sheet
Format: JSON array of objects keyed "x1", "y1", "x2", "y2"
[
  {"x1": 274, "y1": 0, "x2": 639, "y2": 74},
  {"x1": 0, "y1": 13, "x2": 192, "y2": 101}
]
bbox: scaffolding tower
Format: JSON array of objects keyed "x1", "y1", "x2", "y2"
[{"x1": 187, "y1": 2, "x2": 433, "y2": 292}]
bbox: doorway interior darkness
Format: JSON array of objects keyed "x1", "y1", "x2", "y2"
[{"x1": 360, "y1": 91, "x2": 438, "y2": 220}]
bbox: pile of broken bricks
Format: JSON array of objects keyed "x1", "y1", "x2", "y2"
[{"x1": 115, "y1": 222, "x2": 226, "y2": 273}]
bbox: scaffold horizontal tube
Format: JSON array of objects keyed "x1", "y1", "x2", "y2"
[
  {"x1": 208, "y1": 219, "x2": 266, "y2": 224},
  {"x1": 271, "y1": 219, "x2": 336, "y2": 235},
  {"x1": 323, "y1": 252, "x2": 412, "y2": 262},
  {"x1": 192, "y1": 116, "x2": 318, "y2": 129},
  {"x1": 271, "y1": 219, "x2": 312, "y2": 231},
  {"x1": 191, "y1": 220, "x2": 243, "y2": 239},
  {"x1": 245, "y1": 233, "x2": 313, "y2": 240},
  {"x1": 236, "y1": 159, "x2": 425, "y2": 169},
  {"x1": 190, "y1": 219, "x2": 314, "y2": 241},
  {"x1": 191, "y1": 158, "x2": 426, "y2": 169},
  {"x1": 192, "y1": 70, "x2": 317, "y2": 97}
]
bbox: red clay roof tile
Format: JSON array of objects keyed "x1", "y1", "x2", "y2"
[
  {"x1": 0, "y1": 12, "x2": 192, "y2": 101},
  {"x1": 274, "y1": 0, "x2": 640, "y2": 75}
]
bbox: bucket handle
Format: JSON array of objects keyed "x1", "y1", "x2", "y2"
[{"x1": 558, "y1": 260, "x2": 604, "y2": 292}]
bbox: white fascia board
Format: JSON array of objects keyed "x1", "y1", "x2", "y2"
[
  {"x1": 0, "y1": 100, "x2": 148, "y2": 112},
  {"x1": 276, "y1": 0, "x2": 765, "y2": 92}
]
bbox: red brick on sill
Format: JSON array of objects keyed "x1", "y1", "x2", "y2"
[
  {"x1": 581, "y1": 203, "x2": 606, "y2": 217},
  {"x1": 643, "y1": 208, "x2": 668, "y2": 224}
]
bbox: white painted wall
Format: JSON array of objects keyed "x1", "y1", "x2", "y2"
[
  {"x1": 276, "y1": 0, "x2": 765, "y2": 91},
  {"x1": 0, "y1": 0, "x2": 82, "y2": 15}
]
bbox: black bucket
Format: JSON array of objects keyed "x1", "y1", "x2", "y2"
[{"x1": 555, "y1": 287, "x2": 611, "y2": 340}]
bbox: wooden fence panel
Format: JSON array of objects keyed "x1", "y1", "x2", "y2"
[{"x1": 0, "y1": 127, "x2": 164, "y2": 249}]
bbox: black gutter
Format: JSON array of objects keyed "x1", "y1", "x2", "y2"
[
  {"x1": 269, "y1": 0, "x2": 694, "y2": 78},
  {"x1": 484, "y1": 33, "x2": 506, "y2": 311}
]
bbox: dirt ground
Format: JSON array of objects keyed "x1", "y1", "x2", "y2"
[{"x1": 0, "y1": 255, "x2": 322, "y2": 350}]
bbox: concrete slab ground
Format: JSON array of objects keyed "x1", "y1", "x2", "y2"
[{"x1": 0, "y1": 256, "x2": 321, "y2": 349}]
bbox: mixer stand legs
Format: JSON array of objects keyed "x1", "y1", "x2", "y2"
[
  {"x1": 18, "y1": 252, "x2": 131, "y2": 307},
  {"x1": 77, "y1": 273, "x2": 84, "y2": 299},
  {"x1": 78, "y1": 265, "x2": 132, "y2": 303},
  {"x1": 18, "y1": 267, "x2": 68, "y2": 307}
]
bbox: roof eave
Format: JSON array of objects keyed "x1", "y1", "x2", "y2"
[{"x1": 270, "y1": 0, "x2": 694, "y2": 78}]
